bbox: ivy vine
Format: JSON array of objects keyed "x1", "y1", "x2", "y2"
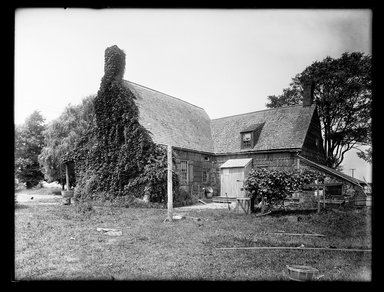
[{"x1": 73, "y1": 45, "x2": 178, "y2": 202}]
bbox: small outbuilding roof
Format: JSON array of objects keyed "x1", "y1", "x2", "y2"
[{"x1": 220, "y1": 158, "x2": 253, "y2": 168}]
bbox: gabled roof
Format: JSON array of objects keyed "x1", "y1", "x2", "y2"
[
  {"x1": 211, "y1": 105, "x2": 316, "y2": 153},
  {"x1": 220, "y1": 158, "x2": 253, "y2": 168},
  {"x1": 124, "y1": 80, "x2": 316, "y2": 155},
  {"x1": 124, "y1": 80, "x2": 214, "y2": 153},
  {"x1": 240, "y1": 122, "x2": 265, "y2": 133}
]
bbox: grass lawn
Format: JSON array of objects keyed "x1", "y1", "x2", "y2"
[{"x1": 14, "y1": 188, "x2": 372, "y2": 281}]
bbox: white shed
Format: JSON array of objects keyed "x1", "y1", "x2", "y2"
[{"x1": 219, "y1": 158, "x2": 253, "y2": 198}]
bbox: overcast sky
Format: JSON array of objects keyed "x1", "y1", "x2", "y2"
[{"x1": 14, "y1": 8, "x2": 372, "y2": 181}]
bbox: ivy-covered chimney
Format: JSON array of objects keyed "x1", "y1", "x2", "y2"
[
  {"x1": 101, "y1": 45, "x2": 126, "y2": 88},
  {"x1": 303, "y1": 80, "x2": 315, "y2": 107}
]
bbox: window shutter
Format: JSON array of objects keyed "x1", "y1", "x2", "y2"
[{"x1": 188, "y1": 163, "x2": 193, "y2": 183}]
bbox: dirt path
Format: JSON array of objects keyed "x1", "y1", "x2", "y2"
[
  {"x1": 15, "y1": 191, "x2": 62, "y2": 205},
  {"x1": 15, "y1": 188, "x2": 230, "y2": 210},
  {"x1": 175, "y1": 202, "x2": 231, "y2": 211}
]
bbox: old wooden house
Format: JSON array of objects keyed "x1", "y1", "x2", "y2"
[
  {"x1": 71, "y1": 42, "x2": 359, "y2": 204},
  {"x1": 122, "y1": 79, "x2": 368, "y2": 203}
]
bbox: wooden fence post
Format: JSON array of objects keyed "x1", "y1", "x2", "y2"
[{"x1": 167, "y1": 145, "x2": 173, "y2": 222}]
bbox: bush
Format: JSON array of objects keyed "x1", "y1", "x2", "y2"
[
  {"x1": 74, "y1": 170, "x2": 100, "y2": 200},
  {"x1": 126, "y1": 145, "x2": 179, "y2": 203},
  {"x1": 173, "y1": 188, "x2": 194, "y2": 207},
  {"x1": 244, "y1": 168, "x2": 324, "y2": 208}
]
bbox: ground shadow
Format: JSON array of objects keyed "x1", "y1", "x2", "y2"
[
  {"x1": 15, "y1": 203, "x2": 29, "y2": 210},
  {"x1": 267, "y1": 209, "x2": 318, "y2": 217}
]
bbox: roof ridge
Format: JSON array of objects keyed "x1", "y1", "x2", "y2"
[
  {"x1": 211, "y1": 105, "x2": 313, "y2": 121},
  {"x1": 124, "y1": 80, "x2": 205, "y2": 111}
]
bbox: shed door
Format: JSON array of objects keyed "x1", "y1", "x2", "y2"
[{"x1": 220, "y1": 168, "x2": 245, "y2": 198}]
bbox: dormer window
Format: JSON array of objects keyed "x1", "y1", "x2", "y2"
[
  {"x1": 240, "y1": 122, "x2": 265, "y2": 150},
  {"x1": 242, "y1": 132, "x2": 253, "y2": 149}
]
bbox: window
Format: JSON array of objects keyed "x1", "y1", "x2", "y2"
[
  {"x1": 202, "y1": 171, "x2": 208, "y2": 183},
  {"x1": 180, "y1": 161, "x2": 188, "y2": 182},
  {"x1": 242, "y1": 132, "x2": 252, "y2": 149},
  {"x1": 240, "y1": 122, "x2": 265, "y2": 150}
]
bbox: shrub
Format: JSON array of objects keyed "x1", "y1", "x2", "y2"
[
  {"x1": 244, "y1": 168, "x2": 324, "y2": 208},
  {"x1": 173, "y1": 187, "x2": 194, "y2": 207},
  {"x1": 126, "y1": 145, "x2": 179, "y2": 204}
]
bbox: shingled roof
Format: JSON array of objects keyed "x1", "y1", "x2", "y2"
[
  {"x1": 211, "y1": 105, "x2": 316, "y2": 153},
  {"x1": 124, "y1": 80, "x2": 316, "y2": 155},
  {"x1": 124, "y1": 80, "x2": 214, "y2": 153},
  {"x1": 298, "y1": 155, "x2": 366, "y2": 186}
]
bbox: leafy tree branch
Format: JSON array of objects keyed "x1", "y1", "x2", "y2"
[{"x1": 266, "y1": 52, "x2": 372, "y2": 168}]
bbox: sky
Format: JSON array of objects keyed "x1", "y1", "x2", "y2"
[{"x1": 14, "y1": 8, "x2": 372, "y2": 182}]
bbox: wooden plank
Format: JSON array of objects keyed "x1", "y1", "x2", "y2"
[
  {"x1": 255, "y1": 211, "x2": 272, "y2": 217},
  {"x1": 198, "y1": 199, "x2": 207, "y2": 205},
  {"x1": 212, "y1": 196, "x2": 236, "y2": 203},
  {"x1": 271, "y1": 232, "x2": 325, "y2": 237},
  {"x1": 217, "y1": 247, "x2": 372, "y2": 252}
]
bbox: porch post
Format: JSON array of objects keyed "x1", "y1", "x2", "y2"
[{"x1": 167, "y1": 145, "x2": 173, "y2": 221}]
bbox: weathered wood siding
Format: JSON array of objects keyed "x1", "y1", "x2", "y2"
[
  {"x1": 173, "y1": 148, "x2": 218, "y2": 199},
  {"x1": 300, "y1": 110, "x2": 326, "y2": 164},
  {"x1": 215, "y1": 152, "x2": 297, "y2": 171},
  {"x1": 220, "y1": 167, "x2": 248, "y2": 198},
  {"x1": 214, "y1": 151, "x2": 298, "y2": 196},
  {"x1": 173, "y1": 110, "x2": 326, "y2": 198}
]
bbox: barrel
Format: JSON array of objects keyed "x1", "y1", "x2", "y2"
[
  {"x1": 286, "y1": 265, "x2": 318, "y2": 281},
  {"x1": 205, "y1": 187, "x2": 213, "y2": 198}
]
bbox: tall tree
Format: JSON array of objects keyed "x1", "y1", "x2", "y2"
[
  {"x1": 15, "y1": 111, "x2": 46, "y2": 188},
  {"x1": 266, "y1": 52, "x2": 372, "y2": 168},
  {"x1": 356, "y1": 146, "x2": 372, "y2": 164},
  {"x1": 38, "y1": 96, "x2": 95, "y2": 189}
]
